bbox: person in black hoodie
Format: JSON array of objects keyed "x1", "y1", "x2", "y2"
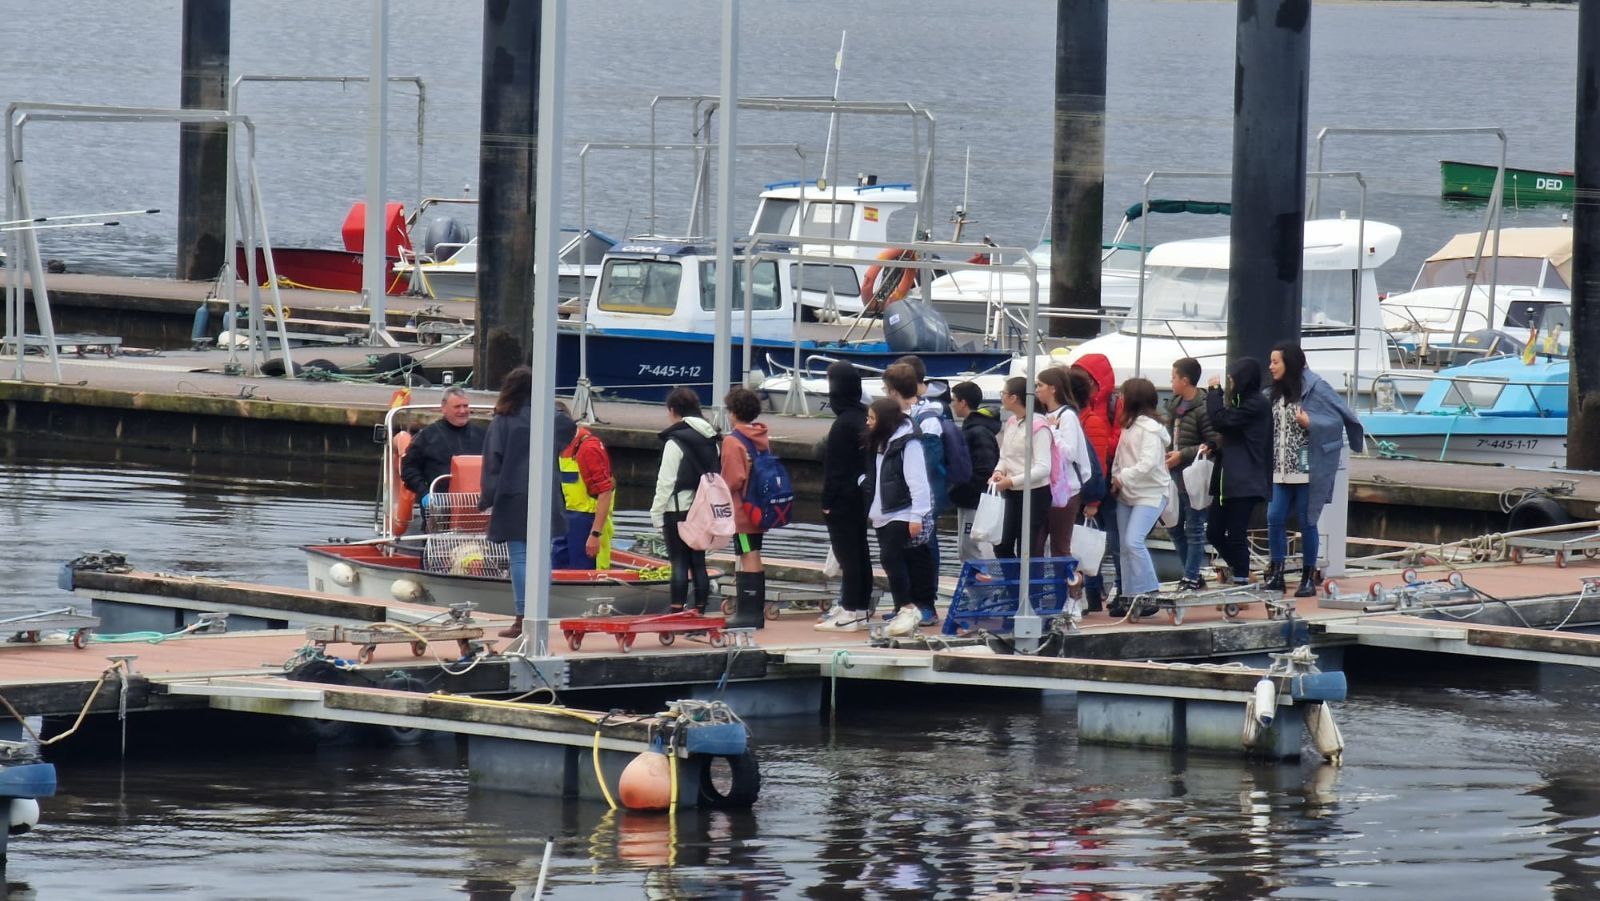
[
  {"x1": 1204, "y1": 357, "x2": 1272, "y2": 585},
  {"x1": 948, "y1": 380, "x2": 1001, "y2": 561},
  {"x1": 816, "y1": 361, "x2": 874, "y2": 630}
]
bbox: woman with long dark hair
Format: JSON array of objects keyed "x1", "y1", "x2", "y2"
[
  {"x1": 1265, "y1": 341, "x2": 1364, "y2": 596},
  {"x1": 1204, "y1": 357, "x2": 1272, "y2": 585},
  {"x1": 1036, "y1": 367, "x2": 1091, "y2": 562},
  {"x1": 989, "y1": 376, "x2": 1053, "y2": 559},
  {"x1": 861, "y1": 397, "x2": 936, "y2": 627},
  {"x1": 1109, "y1": 377, "x2": 1171, "y2": 615}
]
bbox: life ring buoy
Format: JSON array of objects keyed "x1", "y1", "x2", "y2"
[
  {"x1": 696, "y1": 749, "x2": 762, "y2": 808},
  {"x1": 388, "y1": 430, "x2": 417, "y2": 536},
  {"x1": 861, "y1": 248, "x2": 919, "y2": 314}
]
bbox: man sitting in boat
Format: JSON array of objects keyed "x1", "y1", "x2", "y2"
[
  {"x1": 552, "y1": 401, "x2": 615, "y2": 569},
  {"x1": 401, "y1": 386, "x2": 486, "y2": 522}
]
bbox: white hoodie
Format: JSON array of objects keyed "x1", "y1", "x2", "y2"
[
  {"x1": 1112, "y1": 415, "x2": 1173, "y2": 507},
  {"x1": 650, "y1": 416, "x2": 718, "y2": 527}
]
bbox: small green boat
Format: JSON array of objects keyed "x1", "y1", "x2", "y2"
[{"x1": 1439, "y1": 159, "x2": 1574, "y2": 205}]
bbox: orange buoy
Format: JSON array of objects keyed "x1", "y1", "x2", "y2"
[
  {"x1": 617, "y1": 750, "x2": 672, "y2": 811},
  {"x1": 861, "y1": 247, "x2": 919, "y2": 313}
]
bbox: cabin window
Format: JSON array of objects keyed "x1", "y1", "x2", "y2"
[
  {"x1": 800, "y1": 202, "x2": 856, "y2": 238},
  {"x1": 752, "y1": 198, "x2": 799, "y2": 237},
  {"x1": 700, "y1": 260, "x2": 781, "y2": 311},
  {"x1": 596, "y1": 259, "x2": 682, "y2": 315},
  {"x1": 789, "y1": 263, "x2": 860, "y2": 297},
  {"x1": 1302, "y1": 270, "x2": 1357, "y2": 328},
  {"x1": 1442, "y1": 376, "x2": 1505, "y2": 410},
  {"x1": 1125, "y1": 266, "x2": 1230, "y2": 335}
]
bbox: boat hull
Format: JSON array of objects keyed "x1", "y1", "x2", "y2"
[
  {"x1": 1439, "y1": 160, "x2": 1573, "y2": 205},
  {"x1": 235, "y1": 246, "x2": 408, "y2": 296},
  {"x1": 304, "y1": 543, "x2": 677, "y2": 618},
  {"x1": 555, "y1": 328, "x2": 1013, "y2": 404},
  {"x1": 1360, "y1": 414, "x2": 1568, "y2": 467}
]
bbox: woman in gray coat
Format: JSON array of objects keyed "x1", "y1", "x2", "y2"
[{"x1": 1264, "y1": 342, "x2": 1363, "y2": 597}]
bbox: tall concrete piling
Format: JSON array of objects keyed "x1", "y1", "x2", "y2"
[
  {"x1": 1571, "y1": 0, "x2": 1600, "y2": 472},
  {"x1": 175, "y1": 0, "x2": 231, "y2": 281},
  {"x1": 474, "y1": 0, "x2": 541, "y2": 390},
  {"x1": 1048, "y1": 0, "x2": 1109, "y2": 340},
  {"x1": 1224, "y1": 0, "x2": 1311, "y2": 366}
]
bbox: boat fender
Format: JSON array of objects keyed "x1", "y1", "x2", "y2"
[
  {"x1": 328, "y1": 562, "x2": 360, "y2": 588},
  {"x1": 1253, "y1": 678, "x2": 1277, "y2": 728},
  {"x1": 1241, "y1": 698, "x2": 1261, "y2": 748},
  {"x1": 1291, "y1": 671, "x2": 1348, "y2": 703},
  {"x1": 696, "y1": 749, "x2": 762, "y2": 809},
  {"x1": 1507, "y1": 495, "x2": 1570, "y2": 533},
  {"x1": 8, "y1": 798, "x2": 39, "y2": 835},
  {"x1": 618, "y1": 750, "x2": 673, "y2": 811},
  {"x1": 1307, "y1": 702, "x2": 1345, "y2": 765},
  {"x1": 391, "y1": 578, "x2": 426, "y2": 603}
]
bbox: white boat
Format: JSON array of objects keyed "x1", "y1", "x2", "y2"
[
  {"x1": 1060, "y1": 217, "x2": 1402, "y2": 392},
  {"x1": 392, "y1": 228, "x2": 615, "y2": 303},
  {"x1": 1380, "y1": 226, "x2": 1572, "y2": 353}
]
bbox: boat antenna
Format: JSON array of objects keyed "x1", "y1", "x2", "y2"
[{"x1": 820, "y1": 30, "x2": 847, "y2": 179}]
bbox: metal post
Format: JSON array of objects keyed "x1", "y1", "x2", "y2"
[
  {"x1": 476, "y1": 0, "x2": 540, "y2": 390},
  {"x1": 363, "y1": 0, "x2": 392, "y2": 343},
  {"x1": 1225, "y1": 0, "x2": 1311, "y2": 366},
  {"x1": 1015, "y1": 257, "x2": 1042, "y2": 653},
  {"x1": 1571, "y1": 0, "x2": 1600, "y2": 472},
  {"x1": 177, "y1": 0, "x2": 230, "y2": 281},
  {"x1": 1049, "y1": 0, "x2": 1107, "y2": 340},
  {"x1": 711, "y1": 0, "x2": 739, "y2": 425},
  {"x1": 525, "y1": 0, "x2": 568, "y2": 659}
]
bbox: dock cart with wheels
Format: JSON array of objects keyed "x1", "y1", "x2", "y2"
[
  {"x1": 1505, "y1": 527, "x2": 1600, "y2": 568},
  {"x1": 304, "y1": 604, "x2": 487, "y2": 664},
  {"x1": 1146, "y1": 584, "x2": 1290, "y2": 626},
  {"x1": 1, "y1": 607, "x2": 100, "y2": 650},
  {"x1": 558, "y1": 609, "x2": 749, "y2": 653}
]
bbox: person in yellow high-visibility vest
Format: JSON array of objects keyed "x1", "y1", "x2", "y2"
[{"x1": 553, "y1": 416, "x2": 615, "y2": 570}]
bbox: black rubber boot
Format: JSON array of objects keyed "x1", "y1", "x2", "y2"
[
  {"x1": 726, "y1": 572, "x2": 765, "y2": 629},
  {"x1": 1294, "y1": 566, "x2": 1318, "y2": 598},
  {"x1": 1262, "y1": 562, "x2": 1286, "y2": 594},
  {"x1": 750, "y1": 571, "x2": 767, "y2": 630}
]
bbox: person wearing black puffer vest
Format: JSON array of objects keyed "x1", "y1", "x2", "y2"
[
  {"x1": 650, "y1": 387, "x2": 720, "y2": 613},
  {"x1": 817, "y1": 362, "x2": 875, "y2": 632}
]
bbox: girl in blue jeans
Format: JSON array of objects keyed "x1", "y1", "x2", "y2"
[{"x1": 1109, "y1": 378, "x2": 1172, "y2": 614}]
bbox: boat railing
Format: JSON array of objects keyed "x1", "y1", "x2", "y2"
[
  {"x1": 1359, "y1": 361, "x2": 1562, "y2": 417},
  {"x1": 379, "y1": 403, "x2": 498, "y2": 540}
]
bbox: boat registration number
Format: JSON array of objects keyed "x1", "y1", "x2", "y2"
[
  {"x1": 638, "y1": 364, "x2": 704, "y2": 379},
  {"x1": 1475, "y1": 438, "x2": 1540, "y2": 450}
]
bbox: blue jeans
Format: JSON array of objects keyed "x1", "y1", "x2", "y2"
[
  {"x1": 1115, "y1": 498, "x2": 1166, "y2": 596},
  {"x1": 1267, "y1": 482, "x2": 1318, "y2": 567},
  {"x1": 508, "y1": 540, "x2": 528, "y2": 617},
  {"x1": 1169, "y1": 485, "x2": 1210, "y2": 581},
  {"x1": 551, "y1": 509, "x2": 597, "y2": 570}
]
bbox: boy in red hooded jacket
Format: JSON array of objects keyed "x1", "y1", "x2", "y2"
[{"x1": 1071, "y1": 353, "x2": 1122, "y2": 612}]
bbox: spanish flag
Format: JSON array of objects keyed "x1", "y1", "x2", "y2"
[{"x1": 388, "y1": 386, "x2": 412, "y2": 409}]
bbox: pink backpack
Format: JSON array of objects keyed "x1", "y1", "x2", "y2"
[
  {"x1": 1045, "y1": 413, "x2": 1077, "y2": 508},
  {"x1": 679, "y1": 472, "x2": 736, "y2": 551}
]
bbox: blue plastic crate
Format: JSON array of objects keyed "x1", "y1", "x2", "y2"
[{"x1": 943, "y1": 556, "x2": 1079, "y2": 636}]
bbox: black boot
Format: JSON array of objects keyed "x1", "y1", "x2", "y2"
[
  {"x1": 1294, "y1": 566, "x2": 1318, "y2": 598},
  {"x1": 1262, "y1": 562, "x2": 1286, "y2": 594},
  {"x1": 726, "y1": 572, "x2": 765, "y2": 629}
]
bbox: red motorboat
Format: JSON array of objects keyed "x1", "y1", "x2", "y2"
[{"x1": 236, "y1": 201, "x2": 411, "y2": 295}]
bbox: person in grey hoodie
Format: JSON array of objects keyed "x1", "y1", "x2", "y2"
[{"x1": 650, "y1": 386, "x2": 721, "y2": 612}]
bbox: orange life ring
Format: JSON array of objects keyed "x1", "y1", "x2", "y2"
[
  {"x1": 861, "y1": 248, "x2": 919, "y2": 313},
  {"x1": 388, "y1": 430, "x2": 417, "y2": 536}
]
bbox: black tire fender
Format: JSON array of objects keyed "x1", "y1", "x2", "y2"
[
  {"x1": 1507, "y1": 496, "x2": 1570, "y2": 533},
  {"x1": 697, "y1": 750, "x2": 761, "y2": 809}
]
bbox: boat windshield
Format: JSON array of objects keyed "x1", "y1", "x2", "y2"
[
  {"x1": 700, "y1": 260, "x2": 782, "y2": 311},
  {"x1": 790, "y1": 262, "x2": 860, "y2": 297},
  {"x1": 596, "y1": 259, "x2": 682, "y2": 315},
  {"x1": 1413, "y1": 256, "x2": 1559, "y2": 291},
  {"x1": 800, "y1": 202, "x2": 855, "y2": 239},
  {"x1": 752, "y1": 198, "x2": 799, "y2": 237},
  {"x1": 1121, "y1": 267, "x2": 1358, "y2": 337}
]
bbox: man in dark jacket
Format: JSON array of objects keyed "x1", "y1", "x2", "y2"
[
  {"x1": 816, "y1": 361, "x2": 874, "y2": 631},
  {"x1": 1204, "y1": 357, "x2": 1272, "y2": 585},
  {"x1": 1164, "y1": 357, "x2": 1222, "y2": 589},
  {"x1": 948, "y1": 380, "x2": 1001, "y2": 561},
  {"x1": 401, "y1": 387, "x2": 486, "y2": 515}
]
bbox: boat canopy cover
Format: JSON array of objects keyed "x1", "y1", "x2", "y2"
[
  {"x1": 1145, "y1": 219, "x2": 1401, "y2": 271},
  {"x1": 1425, "y1": 227, "x2": 1572, "y2": 285},
  {"x1": 1122, "y1": 199, "x2": 1231, "y2": 222}
]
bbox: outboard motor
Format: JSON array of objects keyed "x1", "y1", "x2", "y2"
[
  {"x1": 1453, "y1": 328, "x2": 1524, "y2": 363},
  {"x1": 883, "y1": 298, "x2": 957, "y2": 354},
  {"x1": 421, "y1": 216, "x2": 472, "y2": 261}
]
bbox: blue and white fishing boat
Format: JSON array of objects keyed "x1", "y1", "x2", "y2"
[
  {"x1": 556, "y1": 238, "x2": 1012, "y2": 404},
  {"x1": 1360, "y1": 355, "x2": 1569, "y2": 467}
]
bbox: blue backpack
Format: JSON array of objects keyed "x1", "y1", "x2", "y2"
[
  {"x1": 913, "y1": 407, "x2": 971, "y2": 514},
  {"x1": 733, "y1": 432, "x2": 794, "y2": 529}
]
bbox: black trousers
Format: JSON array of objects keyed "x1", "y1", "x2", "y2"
[
  {"x1": 875, "y1": 520, "x2": 937, "y2": 614},
  {"x1": 998, "y1": 485, "x2": 1051, "y2": 560},
  {"x1": 1207, "y1": 496, "x2": 1260, "y2": 580},
  {"x1": 663, "y1": 512, "x2": 710, "y2": 610},
  {"x1": 824, "y1": 506, "x2": 874, "y2": 612}
]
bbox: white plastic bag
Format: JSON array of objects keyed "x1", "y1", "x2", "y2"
[
  {"x1": 1183, "y1": 450, "x2": 1216, "y2": 510},
  {"x1": 970, "y1": 487, "x2": 1006, "y2": 546},
  {"x1": 822, "y1": 547, "x2": 841, "y2": 579},
  {"x1": 1070, "y1": 515, "x2": 1107, "y2": 577},
  {"x1": 1157, "y1": 478, "x2": 1181, "y2": 529}
]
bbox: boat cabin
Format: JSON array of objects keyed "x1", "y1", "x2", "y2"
[
  {"x1": 1381, "y1": 227, "x2": 1572, "y2": 342},
  {"x1": 581, "y1": 239, "x2": 800, "y2": 341},
  {"x1": 748, "y1": 178, "x2": 919, "y2": 313}
]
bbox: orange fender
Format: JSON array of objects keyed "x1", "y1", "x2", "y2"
[
  {"x1": 388, "y1": 430, "x2": 418, "y2": 536},
  {"x1": 861, "y1": 248, "x2": 919, "y2": 314}
]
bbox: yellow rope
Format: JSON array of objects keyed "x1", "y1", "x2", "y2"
[
  {"x1": 0, "y1": 661, "x2": 125, "y2": 747},
  {"x1": 592, "y1": 731, "x2": 619, "y2": 810}
]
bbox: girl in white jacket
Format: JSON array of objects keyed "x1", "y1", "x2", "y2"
[
  {"x1": 1111, "y1": 378, "x2": 1172, "y2": 607},
  {"x1": 989, "y1": 376, "x2": 1054, "y2": 559}
]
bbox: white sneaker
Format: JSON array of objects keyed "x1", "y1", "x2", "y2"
[
  {"x1": 815, "y1": 614, "x2": 866, "y2": 633},
  {"x1": 817, "y1": 603, "x2": 844, "y2": 625},
  {"x1": 885, "y1": 604, "x2": 921, "y2": 638}
]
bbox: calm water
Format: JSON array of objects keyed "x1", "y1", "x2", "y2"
[{"x1": 3, "y1": 1, "x2": 1600, "y2": 897}]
